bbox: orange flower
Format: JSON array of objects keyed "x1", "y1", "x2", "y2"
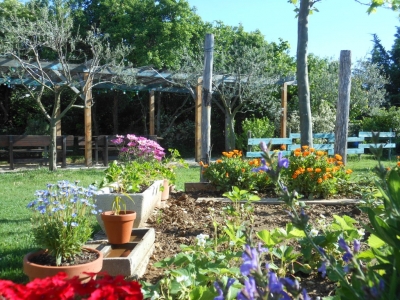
[
  {"x1": 397, "y1": 162, "x2": 400, "y2": 167},
  {"x1": 303, "y1": 151, "x2": 310, "y2": 157},
  {"x1": 216, "y1": 159, "x2": 222, "y2": 164},
  {"x1": 292, "y1": 174, "x2": 298, "y2": 179},
  {"x1": 309, "y1": 148, "x2": 315, "y2": 152},
  {"x1": 315, "y1": 168, "x2": 322, "y2": 173},
  {"x1": 323, "y1": 174, "x2": 328, "y2": 180},
  {"x1": 294, "y1": 151, "x2": 301, "y2": 157},
  {"x1": 326, "y1": 168, "x2": 332, "y2": 172},
  {"x1": 333, "y1": 166, "x2": 340, "y2": 172},
  {"x1": 203, "y1": 164, "x2": 208, "y2": 168},
  {"x1": 222, "y1": 152, "x2": 228, "y2": 157},
  {"x1": 299, "y1": 167, "x2": 305, "y2": 174},
  {"x1": 241, "y1": 168, "x2": 245, "y2": 173},
  {"x1": 386, "y1": 167, "x2": 391, "y2": 171},
  {"x1": 307, "y1": 167, "x2": 313, "y2": 172},
  {"x1": 225, "y1": 172, "x2": 229, "y2": 177},
  {"x1": 336, "y1": 161, "x2": 343, "y2": 166},
  {"x1": 199, "y1": 161, "x2": 204, "y2": 166},
  {"x1": 335, "y1": 154, "x2": 343, "y2": 161},
  {"x1": 280, "y1": 144, "x2": 287, "y2": 150},
  {"x1": 302, "y1": 145, "x2": 309, "y2": 150},
  {"x1": 346, "y1": 169, "x2": 353, "y2": 174},
  {"x1": 316, "y1": 151, "x2": 325, "y2": 157},
  {"x1": 295, "y1": 148, "x2": 301, "y2": 152},
  {"x1": 317, "y1": 178, "x2": 323, "y2": 184}
]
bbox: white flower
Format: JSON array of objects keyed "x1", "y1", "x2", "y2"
[
  {"x1": 196, "y1": 233, "x2": 209, "y2": 247},
  {"x1": 176, "y1": 275, "x2": 189, "y2": 283},
  {"x1": 310, "y1": 229, "x2": 319, "y2": 237},
  {"x1": 229, "y1": 241, "x2": 235, "y2": 246},
  {"x1": 150, "y1": 291, "x2": 160, "y2": 300},
  {"x1": 357, "y1": 228, "x2": 365, "y2": 236}
]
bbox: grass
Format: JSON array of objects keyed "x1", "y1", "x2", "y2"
[{"x1": 0, "y1": 155, "x2": 393, "y2": 283}]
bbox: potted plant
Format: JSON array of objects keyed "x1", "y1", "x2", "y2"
[
  {"x1": 100, "y1": 193, "x2": 137, "y2": 244},
  {"x1": 24, "y1": 180, "x2": 103, "y2": 281},
  {"x1": 95, "y1": 134, "x2": 167, "y2": 228}
]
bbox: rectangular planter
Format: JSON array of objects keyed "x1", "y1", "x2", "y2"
[
  {"x1": 95, "y1": 180, "x2": 162, "y2": 229},
  {"x1": 86, "y1": 228, "x2": 155, "y2": 277}
]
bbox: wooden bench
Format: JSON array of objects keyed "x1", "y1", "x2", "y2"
[
  {"x1": 247, "y1": 137, "x2": 292, "y2": 157},
  {"x1": 76, "y1": 135, "x2": 119, "y2": 167},
  {"x1": 289, "y1": 133, "x2": 336, "y2": 155},
  {"x1": 358, "y1": 131, "x2": 396, "y2": 159},
  {"x1": 0, "y1": 135, "x2": 74, "y2": 170}
]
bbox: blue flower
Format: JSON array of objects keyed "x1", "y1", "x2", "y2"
[
  {"x1": 353, "y1": 239, "x2": 361, "y2": 253},
  {"x1": 268, "y1": 271, "x2": 290, "y2": 300},
  {"x1": 277, "y1": 152, "x2": 289, "y2": 169},
  {"x1": 302, "y1": 288, "x2": 311, "y2": 300},
  {"x1": 213, "y1": 282, "x2": 224, "y2": 300},
  {"x1": 240, "y1": 245, "x2": 259, "y2": 276},
  {"x1": 318, "y1": 261, "x2": 327, "y2": 278},
  {"x1": 71, "y1": 222, "x2": 78, "y2": 227},
  {"x1": 338, "y1": 238, "x2": 353, "y2": 262},
  {"x1": 237, "y1": 276, "x2": 258, "y2": 300}
]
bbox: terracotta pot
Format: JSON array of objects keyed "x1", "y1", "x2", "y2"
[
  {"x1": 101, "y1": 210, "x2": 137, "y2": 244},
  {"x1": 161, "y1": 179, "x2": 170, "y2": 201},
  {"x1": 23, "y1": 247, "x2": 103, "y2": 282}
]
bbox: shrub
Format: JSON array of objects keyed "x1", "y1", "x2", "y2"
[
  {"x1": 361, "y1": 106, "x2": 400, "y2": 132},
  {"x1": 281, "y1": 146, "x2": 353, "y2": 199},
  {"x1": 200, "y1": 150, "x2": 274, "y2": 193},
  {"x1": 236, "y1": 117, "x2": 275, "y2": 151}
]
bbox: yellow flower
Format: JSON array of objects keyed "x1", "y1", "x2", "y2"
[
  {"x1": 336, "y1": 161, "x2": 343, "y2": 166},
  {"x1": 316, "y1": 151, "x2": 325, "y2": 156},
  {"x1": 325, "y1": 168, "x2": 332, "y2": 172},
  {"x1": 346, "y1": 169, "x2": 353, "y2": 174}
]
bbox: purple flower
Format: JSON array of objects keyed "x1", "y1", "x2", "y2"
[
  {"x1": 302, "y1": 288, "x2": 311, "y2": 300},
  {"x1": 268, "y1": 272, "x2": 290, "y2": 300},
  {"x1": 260, "y1": 141, "x2": 268, "y2": 152},
  {"x1": 240, "y1": 245, "x2": 259, "y2": 276},
  {"x1": 280, "y1": 277, "x2": 300, "y2": 294},
  {"x1": 338, "y1": 238, "x2": 353, "y2": 262},
  {"x1": 277, "y1": 152, "x2": 289, "y2": 169},
  {"x1": 353, "y1": 239, "x2": 361, "y2": 253},
  {"x1": 318, "y1": 261, "x2": 327, "y2": 278},
  {"x1": 213, "y1": 282, "x2": 224, "y2": 300},
  {"x1": 237, "y1": 277, "x2": 258, "y2": 300}
]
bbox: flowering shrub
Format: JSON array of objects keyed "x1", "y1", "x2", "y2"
[
  {"x1": 26, "y1": 181, "x2": 100, "y2": 266},
  {"x1": 281, "y1": 146, "x2": 353, "y2": 198},
  {"x1": 111, "y1": 134, "x2": 165, "y2": 162},
  {"x1": 200, "y1": 150, "x2": 274, "y2": 192},
  {"x1": 0, "y1": 272, "x2": 143, "y2": 299}
]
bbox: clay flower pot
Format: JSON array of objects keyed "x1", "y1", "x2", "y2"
[
  {"x1": 23, "y1": 247, "x2": 103, "y2": 282},
  {"x1": 101, "y1": 210, "x2": 137, "y2": 244}
]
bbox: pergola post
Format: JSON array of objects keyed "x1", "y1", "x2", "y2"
[
  {"x1": 83, "y1": 72, "x2": 93, "y2": 167},
  {"x1": 195, "y1": 77, "x2": 202, "y2": 162},
  {"x1": 280, "y1": 82, "x2": 288, "y2": 138},
  {"x1": 149, "y1": 91, "x2": 155, "y2": 136}
]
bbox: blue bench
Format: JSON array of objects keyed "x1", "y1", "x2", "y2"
[{"x1": 247, "y1": 137, "x2": 292, "y2": 157}]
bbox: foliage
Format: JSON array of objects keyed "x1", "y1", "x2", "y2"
[
  {"x1": 236, "y1": 117, "x2": 275, "y2": 151},
  {"x1": 110, "y1": 134, "x2": 166, "y2": 162},
  {"x1": 0, "y1": 271, "x2": 143, "y2": 299},
  {"x1": 26, "y1": 180, "x2": 100, "y2": 266},
  {"x1": 281, "y1": 146, "x2": 353, "y2": 199},
  {"x1": 200, "y1": 150, "x2": 274, "y2": 193},
  {"x1": 360, "y1": 106, "x2": 400, "y2": 132}
]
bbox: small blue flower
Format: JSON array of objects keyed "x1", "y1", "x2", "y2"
[
  {"x1": 237, "y1": 276, "x2": 258, "y2": 300},
  {"x1": 302, "y1": 288, "x2": 311, "y2": 300},
  {"x1": 71, "y1": 213, "x2": 77, "y2": 218},
  {"x1": 353, "y1": 239, "x2": 361, "y2": 253},
  {"x1": 71, "y1": 222, "x2": 78, "y2": 227},
  {"x1": 240, "y1": 245, "x2": 259, "y2": 276},
  {"x1": 277, "y1": 152, "x2": 289, "y2": 169},
  {"x1": 213, "y1": 282, "x2": 224, "y2": 300},
  {"x1": 318, "y1": 261, "x2": 327, "y2": 278}
]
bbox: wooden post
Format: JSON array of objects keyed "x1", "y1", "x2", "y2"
[
  {"x1": 83, "y1": 73, "x2": 93, "y2": 167},
  {"x1": 149, "y1": 90, "x2": 155, "y2": 136},
  {"x1": 280, "y1": 82, "x2": 288, "y2": 138},
  {"x1": 113, "y1": 92, "x2": 118, "y2": 135},
  {"x1": 334, "y1": 50, "x2": 351, "y2": 165},
  {"x1": 195, "y1": 77, "x2": 202, "y2": 162},
  {"x1": 200, "y1": 34, "x2": 214, "y2": 182}
]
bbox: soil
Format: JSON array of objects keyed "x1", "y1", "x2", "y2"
[
  {"x1": 29, "y1": 249, "x2": 99, "y2": 266},
  {"x1": 141, "y1": 190, "x2": 368, "y2": 299}
]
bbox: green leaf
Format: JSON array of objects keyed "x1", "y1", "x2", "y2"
[
  {"x1": 333, "y1": 215, "x2": 353, "y2": 230},
  {"x1": 257, "y1": 230, "x2": 277, "y2": 248},
  {"x1": 357, "y1": 249, "x2": 376, "y2": 259},
  {"x1": 368, "y1": 233, "x2": 386, "y2": 248},
  {"x1": 190, "y1": 286, "x2": 217, "y2": 300}
]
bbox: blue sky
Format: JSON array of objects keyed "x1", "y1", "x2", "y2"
[{"x1": 187, "y1": 0, "x2": 399, "y2": 61}]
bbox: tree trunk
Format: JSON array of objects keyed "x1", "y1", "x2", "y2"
[
  {"x1": 297, "y1": 0, "x2": 313, "y2": 147},
  {"x1": 224, "y1": 111, "x2": 236, "y2": 151},
  {"x1": 49, "y1": 118, "x2": 57, "y2": 171},
  {"x1": 334, "y1": 50, "x2": 352, "y2": 164}
]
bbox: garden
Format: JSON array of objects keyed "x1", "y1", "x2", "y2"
[{"x1": 0, "y1": 133, "x2": 399, "y2": 300}]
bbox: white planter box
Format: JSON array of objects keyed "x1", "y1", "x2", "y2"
[{"x1": 95, "y1": 180, "x2": 162, "y2": 229}]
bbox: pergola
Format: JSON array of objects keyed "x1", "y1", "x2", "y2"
[{"x1": 0, "y1": 57, "x2": 294, "y2": 165}]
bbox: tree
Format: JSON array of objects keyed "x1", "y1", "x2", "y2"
[
  {"x1": 0, "y1": 0, "x2": 132, "y2": 170},
  {"x1": 68, "y1": 0, "x2": 207, "y2": 70}
]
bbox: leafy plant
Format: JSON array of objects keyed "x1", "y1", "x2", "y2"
[
  {"x1": 281, "y1": 146, "x2": 353, "y2": 199},
  {"x1": 236, "y1": 117, "x2": 275, "y2": 151},
  {"x1": 200, "y1": 150, "x2": 274, "y2": 192},
  {"x1": 26, "y1": 181, "x2": 100, "y2": 266}
]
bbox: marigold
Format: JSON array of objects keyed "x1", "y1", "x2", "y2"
[
  {"x1": 307, "y1": 168, "x2": 313, "y2": 172},
  {"x1": 386, "y1": 167, "x2": 391, "y2": 171},
  {"x1": 225, "y1": 172, "x2": 229, "y2": 177},
  {"x1": 303, "y1": 151, "x2": 310, "y2": 157},
  {"x1": 317, "y1": 178, "x2": 323, "y2": 184},
  {"x1": 295, "y1": 148, "x2": 301, "y2": 152},
  {"x1": 222, "y1": 152, "x2": 228, "y2": 157},
  {"x1": 280, "y1": 144, "x2": 287, "y2": 150},
  {"x1": 323, "y1": 174, "x2": 328, "y2": 180},
  {"x1": 325, "y1": 168, "x2": 332, "y2": 172},
  {"x1": 241, "y1": 168, "x2": 245, "y2": 173},
  {"x1": 316, "y1": 151, "x2": 325, "y2": 156},
  {"x1": 346, "y1": 169, "x2": 353, "y2": 174},
  {"x1": 315, "y1": 168, "x2": 322, "y2": 173},
  {"x1": 397, "y1": 162, "x2": 400, "y2": 167},
  {"x1": 302, "y1": 145, "x2": 309, "y2": 150},
  {"x1": 309, "y1": 148, "x2": 315, "y2": 152},
  {"x1": 292, "y1": 174, "x2": 298, "y2": 179},
  {"x1": 335, "y1": 154, "x2": 343, "y2": 161},
  {"x1": 299, "y1": 167, "x2": 305, "y2": 173},
  {"x1": 216, "y1": 159, "x2": 222, "y2": 164},
  {"x1": 294, "y1": 151, "x2": 301, "y2": 157},
  {"x1": 336, "y1": 161, "x2": 343, "y2": 166}
]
